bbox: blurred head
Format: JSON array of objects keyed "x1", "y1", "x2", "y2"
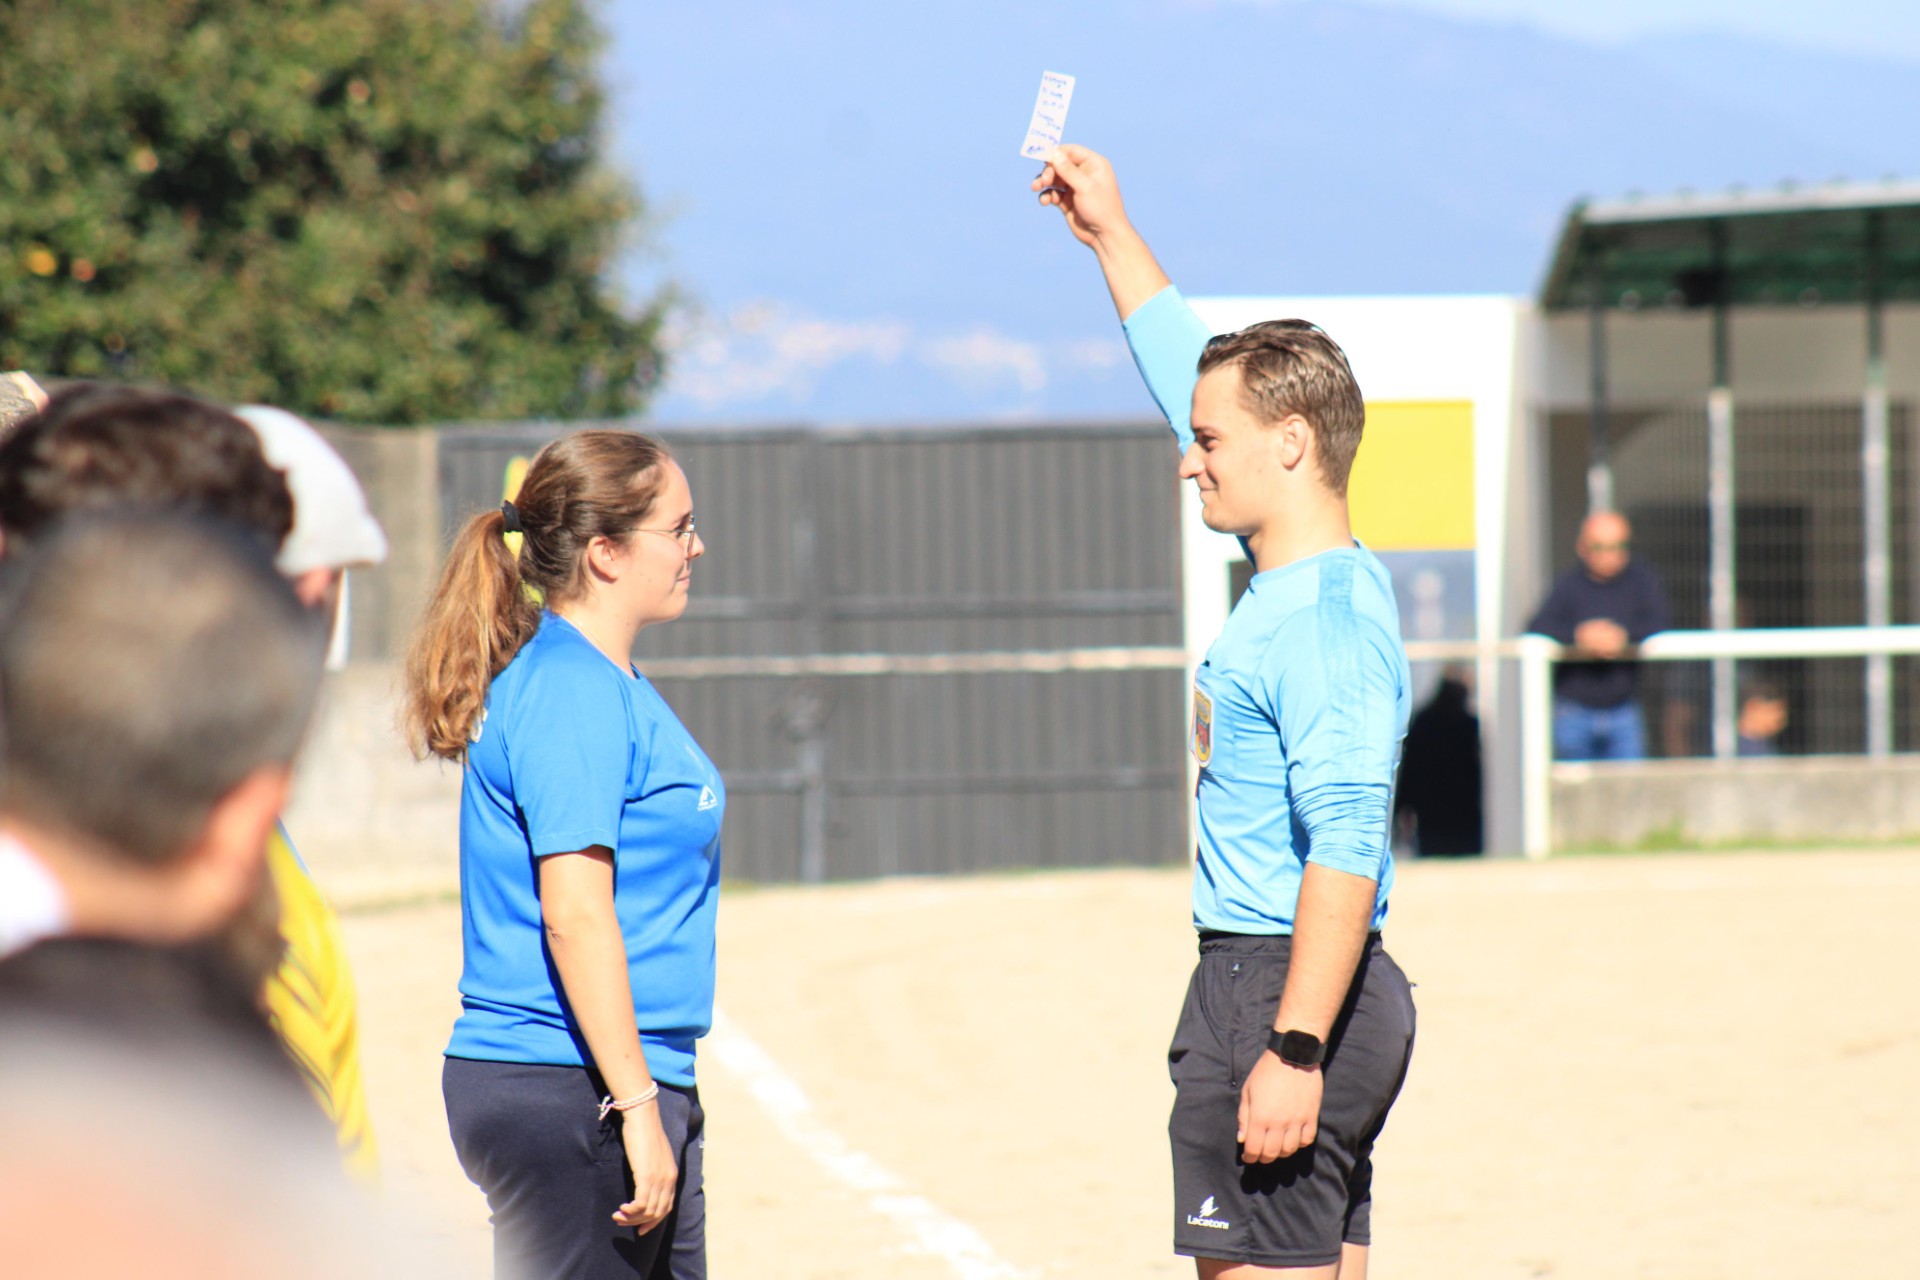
[
  {"x1": 404, "y1": 429, "x2": 695, "y2": 760},
  {"x1": 0, "y1": 513, "x2": 326, "y2": 940},
  {"x1": 1180, "y1": 320, "x2": 1365, "y2": 535},
  {"x1": 0, "y1": 385, "x2": 292, "y2": 557},
  {"x1": 0, "y1": 371, "x2": 48, "y2": 436},
  {"x1": 1738, "y1": 680, "x2": 1789, "y2": 741},
  {"x1": 234, "y1": 405, "x2": 389, "y2": 663},
  {"x1": 1577, "y1": 511, "x2": 1632, "y2": 581},
  {"x1": 231, "y1": 407, "x2": 386, "y2": 579}
]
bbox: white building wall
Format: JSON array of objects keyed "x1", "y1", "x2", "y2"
[
  {"x1": 1540, "y1": 305, "x2": 1920, "y2": 405},
  {"x1": 1181, "y1": 294, "x2": 1540, "y2": 855}
]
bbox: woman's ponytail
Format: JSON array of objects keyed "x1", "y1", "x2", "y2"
[{"x1": 403, "y1": 507, "x2": 541, "y2": 760}]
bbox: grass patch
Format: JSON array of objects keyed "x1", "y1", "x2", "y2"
[{"x1": 1553, "y1": 830, "x2": 1920, "y2": 858}]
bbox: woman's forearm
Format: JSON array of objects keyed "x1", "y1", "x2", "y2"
[{"x1": 540, "y1": 848, "x2": 653, "y2": 1099}]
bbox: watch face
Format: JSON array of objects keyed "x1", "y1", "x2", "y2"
[{"x1": 1278, "y1": 1030, "x2": 1323, "y2": 1065}]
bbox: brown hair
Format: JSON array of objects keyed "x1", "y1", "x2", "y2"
[
  {"x1": 403, "y1": 429, "x2": 672, "y2": 761},
  {"x1": 1196, "y1": 321, "x2": 1366, "y2": 495},
  {"x1": 0, "y1": 384, "x2": 293, "y2": 551}
]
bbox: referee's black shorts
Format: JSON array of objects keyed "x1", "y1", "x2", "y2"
[{"x1": 1168, "y1": 931, "x2": 1415, "y2": 1269}]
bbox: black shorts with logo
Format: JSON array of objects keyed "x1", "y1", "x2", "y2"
[{"x1": 1168, "y1": 931, "x2": 1415, "y2": 1269}]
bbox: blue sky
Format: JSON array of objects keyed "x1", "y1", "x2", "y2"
[
  {"x1": 1323, "y1": 0, "x2": 1920, "y2": 60},
  {"x1": 596, "y1": 0, "x2": 1920, "y2": 424}
]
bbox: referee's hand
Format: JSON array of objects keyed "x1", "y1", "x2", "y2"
[
  {"x1": 1032, "y1": 144, "x2": 1129, "y2": 250},
  {"x1": 614, "y1": 1104, "x2": 678, "y2": 1233},
  {"x1": 1238, "y1": 1050, "x2": 1323, "y2": 1164}
]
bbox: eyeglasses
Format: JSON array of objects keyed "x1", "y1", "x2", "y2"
[
  {"x1": 634, "y1": 514, "x2": 697, "y2": 551},
  {"x1": 1584, "y1": 540, "x2": 1630, "y2": 553}
]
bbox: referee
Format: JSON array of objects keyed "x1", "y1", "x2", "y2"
[{"x1": 1036, "y1": 146, "x2": 1417, "y2": 1279}]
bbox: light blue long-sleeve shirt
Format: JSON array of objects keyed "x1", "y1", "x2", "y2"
[{"x1": 1123, "y1": 286, "x2": 1410, "y2": 933}]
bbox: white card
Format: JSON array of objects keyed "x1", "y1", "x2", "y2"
[{"x1": 1019, "y1": 71, "x2": 1075, "y2": 160}]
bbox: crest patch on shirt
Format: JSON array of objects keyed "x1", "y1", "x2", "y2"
[{"x1": 1192, "y1": 684, "x2": 1213, "y2": 766}]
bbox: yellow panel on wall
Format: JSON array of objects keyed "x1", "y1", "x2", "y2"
[{"x1": 1347, "y1": 400, "x2": 1476, "y2": 550}]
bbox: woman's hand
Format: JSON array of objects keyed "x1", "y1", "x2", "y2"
[{"x1": 612, "y1": 1100, "x2": 678, "y2": 1233}]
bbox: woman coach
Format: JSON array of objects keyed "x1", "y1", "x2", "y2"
[{"x1": 405, "y1": 430, "x2": 722, "y2": 1279}]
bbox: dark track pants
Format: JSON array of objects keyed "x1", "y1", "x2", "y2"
[{"x1": 445, "y1": 1057, "x2": 706, "y2": 1280}]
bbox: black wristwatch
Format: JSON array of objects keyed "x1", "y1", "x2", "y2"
[{"x1": 1268, "y1": 1028, "x2": 1325, "y2": 1068}]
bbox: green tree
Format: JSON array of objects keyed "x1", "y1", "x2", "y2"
[{"x1": 0, "y1": 0, "x2": 664, "y2": 424}]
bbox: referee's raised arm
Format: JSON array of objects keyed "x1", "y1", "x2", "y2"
[
  {"x1": 1033, "y1": 145, "x2": 1214, "y2": 456},
  {"x1": 1032, "y1": 145, "x2": 1170, "y2": 321}
]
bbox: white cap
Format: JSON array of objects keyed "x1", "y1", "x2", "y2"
[{"x1": 234, "y1": 405, "x2": 388, "y2": 576}]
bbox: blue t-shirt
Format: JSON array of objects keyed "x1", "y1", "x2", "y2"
[
  {"x1": 445, "y1": 612, "x2": 724, "y2": 1087},
  {"x1": 1124, "y1": 286, "x2": 1411, "y2": 933}
]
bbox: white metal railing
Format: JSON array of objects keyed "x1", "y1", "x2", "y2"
[
  {"x1": 1406, "y1": 627, "x2": 1920, "y2": 860},
  {"x1": 635, "y1": 630, "x2": 1920, "y2": 863},
  {"x1": 637, "y1": 645, "x2": 1188, "y2": 680}
]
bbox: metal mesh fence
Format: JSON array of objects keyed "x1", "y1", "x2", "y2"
[{"x1": 1549, "y1": 400, "x2": 1915, "y2": 755}]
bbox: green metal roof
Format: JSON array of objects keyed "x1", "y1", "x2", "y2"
[{"x1": 1540, "y1": 181, "x2": 1920, "y2": 312}]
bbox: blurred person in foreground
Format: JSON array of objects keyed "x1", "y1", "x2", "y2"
[
  {"x1": 1036, "y1": 145, "x2": 1417, "y2": 1280},
  {"x1": 0, "y1": 384, "x2": 388, "y2": 1175},
  {"x1": 1526, "y1": 511, "x2": 1670, "y2": 761},
  {"x1": 0, "y1": 1019, "x2": 464, "y2": 1280},
  {"x1": 0, "y1": 509, "x2": 323, "y2": 1018},
  {"x1": 406, "y1": 430, "x2": 721, "y2": 1279}
]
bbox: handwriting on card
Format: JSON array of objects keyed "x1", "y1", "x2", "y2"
[{"x1": 1019, "y1": 71, "x2": 1075, "y2": 160}]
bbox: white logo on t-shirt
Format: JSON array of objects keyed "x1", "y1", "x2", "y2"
[{"x1": 697, "y1": 786, "x2": 719, "y2": 812}]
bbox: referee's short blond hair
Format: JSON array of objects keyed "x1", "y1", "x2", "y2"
[{"x1": 1198, "y1": 321, "x2": 1366, "y2": 495}]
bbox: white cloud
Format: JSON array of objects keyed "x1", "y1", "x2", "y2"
[
  {"x1": 915, "y1": 327, "x2": 1047, "y2": 394},
  {"x1": 662, "y1": 301, "x2": 1118, "y2": 411},
  {"x1": 662, "y1": 301, "x2": 911, "y2": 409},
  {"x1": 1064, "y1": 336, "x2": 1129, "y2": 372}
]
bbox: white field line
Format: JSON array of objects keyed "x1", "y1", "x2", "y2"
[{"x1": 705, "y1": 1008, "x2": 1032, "y2": 1280}]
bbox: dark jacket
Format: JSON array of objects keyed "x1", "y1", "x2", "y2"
[
  {"x1": 1526, "y1": 560, "x2": 1670, "y2": 709},
  {"x1": 1394, "y1": 677, "x2": 1483, "y2": 855}
]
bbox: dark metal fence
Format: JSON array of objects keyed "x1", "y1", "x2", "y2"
[{"x1": 439, "y1": 422, "x2": 1189, "y2": 882}]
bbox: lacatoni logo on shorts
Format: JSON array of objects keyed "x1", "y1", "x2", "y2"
[{"x1": 1187, "y1": 1195, "x2": 1230, "y2": 1230}]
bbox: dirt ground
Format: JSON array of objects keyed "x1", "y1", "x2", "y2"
[{"x1": 344, "y1": 849, "x2": 1920, "y2": 1279}]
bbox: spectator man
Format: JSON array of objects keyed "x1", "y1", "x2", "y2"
[
  {"x1": 1527, "y1": 511, "x2": 1670, "y2": 761},
  {"x1": 0, "y1": 385, "x2": 388, "y2": 1176}
]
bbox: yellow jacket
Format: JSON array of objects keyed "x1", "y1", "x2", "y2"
[{"x1": 261, "y1": 828, "x2": 378, "y2": 1179}]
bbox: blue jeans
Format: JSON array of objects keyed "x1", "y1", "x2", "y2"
[{"x1": 1552, "y1": 699, "x2": 1646, "y2": 761}]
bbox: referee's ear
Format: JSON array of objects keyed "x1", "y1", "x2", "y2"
[{"x1": 162, "y1": 766, "x2": 294, "y2": 943}]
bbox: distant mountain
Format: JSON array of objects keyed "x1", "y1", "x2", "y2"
[
  {"x1": 600, "y1": 1, "x2": 1920, "y2": 424},
  {"x1": 1621, "y1": 30, "x2": 1920, "y2": 184}
]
